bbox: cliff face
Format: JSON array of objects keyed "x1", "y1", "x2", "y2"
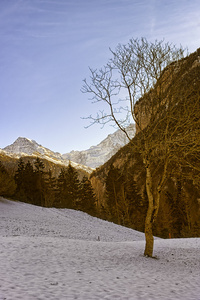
[
  {"x1": 134, "y1": 48, "x2": 200, "y2": 133},
  {"x1": 90, "y1": 49, "x2": 200, "y2": 238}
]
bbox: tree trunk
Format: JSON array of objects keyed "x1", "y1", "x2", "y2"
[
  {"x1": 144, "y1": 164, "x2": 155, "y2": 257},
  {"x1": 143, "y1": 153, "x2": 168, "y2": 257},
  {"x1": 144, "y1": 219, "x2": 154, "y2": 257}
]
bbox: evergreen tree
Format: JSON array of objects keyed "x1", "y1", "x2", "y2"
[
  {"x1": 0, "y1": 161, "x2": 16, "y2": 197},
  {"x1": 57, "y1": 164, "x2": 81, "y2": 208},
  {"x1": 165, "y1": 176, "x2": 188, "y2": 238},
  {"x1": 57, "y1": 168, "x2": 67, "y2": 207},
  {"x1": 23, "y1": 161, "x2": 37, "y2": 204},
  {"x1": 65, "y1": 164, "x2": 80, "y2": 208},
  {"x1": 34, "y1": 157, "x2": 45, "y2": 172},
  {"x1": 14, "y1": 158, "x2": 25, "y2": 192},
  {"x1": 79, "y1": 176, "x2": 96, "y2": 214},
  {"x1": 14, "y1": 158, "x2": 26, "y2": 200},
  {"x1": 34, "y1": 157, "x2": 45, "y2": 206},
  {"x1": 14, "y1": 158, "x2": 44, "y2": 205},
  {"x1": 44, "y1": 170, "x2": 57, "y2": 207},
  {"x1": 57, "y1": 168, "x2": 69, "y2": 207},
  {"x1": 124, "y1": 171, "x2": 148, "y2": 231},
  {"x1": 105, "y1": 164, "x2": 124, "y2": 223}
]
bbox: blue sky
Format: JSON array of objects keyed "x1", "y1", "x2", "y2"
[{"x1": 0, "y1": 0, "x2": 200, "y2": 154}]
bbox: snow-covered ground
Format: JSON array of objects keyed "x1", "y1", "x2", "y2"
[{"x1": 0, "y1": 198, "x2": 199, "y2": 300}]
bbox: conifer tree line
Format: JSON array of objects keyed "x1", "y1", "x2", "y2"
[
  {"x1": 103, "y1": 164, "x2": 148, "y2": 232},
  {"x1": 100, "y1": 161, "x2": 200, "y2": 238},
  {"x1": 0, "y1": 157, "x2": 96, "y2": 215},
  {"x1": 0, "y1": 161, "x2": 16, "y2": 197}
]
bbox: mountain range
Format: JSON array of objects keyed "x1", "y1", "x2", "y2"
[
  {"x1": 1, "y1": 137, "x2": 92, "y2": 174},
  {"x1": 1, "y1": 124, "x2": 135, "y2": 171},
  {"x1": 63, "y1": 124, "x2": 135, "y2": 168}
]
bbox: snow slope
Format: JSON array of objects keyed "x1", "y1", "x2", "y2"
[{"x1": 0, "y1": 198, "x2": 200, "y2": 300}]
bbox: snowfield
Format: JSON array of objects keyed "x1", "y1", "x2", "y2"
[{"x1": 0, "y1": 198, "x2": 199, "y2": 300}]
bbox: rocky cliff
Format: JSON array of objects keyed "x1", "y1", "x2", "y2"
[
  {"x1": 134, "y1": 48, "x2": 200, "y2": 133},
  {"x1": 90, "y1": 48, "x2": 200, "y2": 238}
]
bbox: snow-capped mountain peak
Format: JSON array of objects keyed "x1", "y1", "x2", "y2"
[
  {"x1": 3, "y1": 137, "x2": 63, "y2": 159},
  {"x1": 2, "y1": 137, "x2": 93, "y2": 174},
  {"x1": 2, "y1": 124, "x2": 135, "y2": 170},
  {"x1": 63, "y1": 124, "x2": 135, "y2": 168}
]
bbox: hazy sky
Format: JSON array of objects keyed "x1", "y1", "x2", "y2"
[{"x1": 1, "y1": 0, "x2": 200, "y2": 153}]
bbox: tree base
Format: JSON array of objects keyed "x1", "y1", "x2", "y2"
[{"x1": 144, "y1": 254, "x2": 159, "y2": 259}]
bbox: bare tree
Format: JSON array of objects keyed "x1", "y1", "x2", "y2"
[{"x1": 82, "y1": 38, "x2": 187, "y2": 257}]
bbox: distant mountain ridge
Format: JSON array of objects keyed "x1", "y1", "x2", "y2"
[
  {"x1": 63, "y1": 124, "x2": 135, "y2": 168},
  {"x1": 2, "y1": 137, "x2": 92, "y2": 174},
  {"x1": 2, "y1": 124, "x2": 135, "y2": 169},
  {"x1": 3, "y1": 137, "x2": 63, "y2": 160}
]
